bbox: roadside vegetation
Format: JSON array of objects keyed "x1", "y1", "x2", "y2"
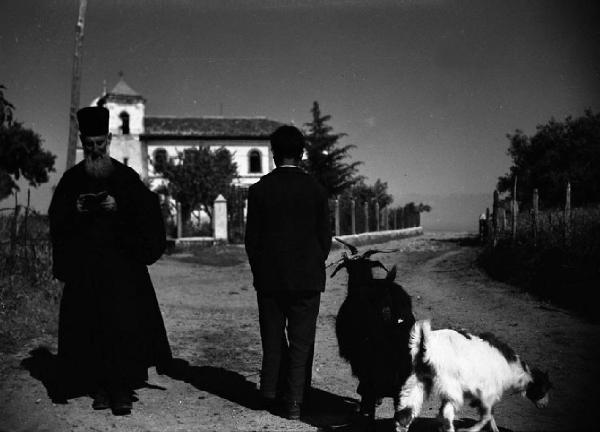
[
  {"x1": 479, "y1": 110, "x2": 600, "y2": 321},
  {"x1": 1, "y1": 86, "x2": 58, "y2": 353},
  {"x1": 0, "y1": 211, "x2": 61, "y2": 353}
]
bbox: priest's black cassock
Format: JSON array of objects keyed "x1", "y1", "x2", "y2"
[{"x1": 49, "y1": 159, "x2": 172, "y2": 396}]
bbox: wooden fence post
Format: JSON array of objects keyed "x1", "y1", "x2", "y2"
[
  {"x1": 485, "y1": 207, "x2": 491, "y2": 246},
  {"x1": 22, "y1": 189, "x2": 31, "y2": 261},
  {"x1": 492, "y1": 190, "x2": 499, "y2": 247},
  {"x1": 364, "y1": 201, "x2": 369, "y2": 233},
  {"x1": 511, "y1": 176, "x2": 518, "y2": 245},
  {"x1": 10, "y1": 193, "x2": 20, "y2": 262},
  {"x1": 350, "y1": 199, "x2": 356, "y2": 235},
  {"x1": 334, "y1": 196, "x2": 340, "y2": 236},
  {"x1": 532, "y1": 188, "x2": 539, "y2": 247},
  {"x1": 396, "y1": 207, "x2": 404, "y2": 229},
  {"x1": 374, "y1": 201, "x2": 380, "y2": 231},
  {"x1": 564, "y1": 182, "x2": 571, "y2": 245},
  {"x1": 393, "y1": 208, "x2": 397, "y2": 230},
  {"x1": 499, "y1": 208, "x2": 506, "y2": 233}
]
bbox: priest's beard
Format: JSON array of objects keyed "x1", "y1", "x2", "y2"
[{"x1": 84, "y1": 152, "x2": 114, "y2": 179}]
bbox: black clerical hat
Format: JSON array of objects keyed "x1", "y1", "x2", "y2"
[{"x1": 77, "y1": 106, "x2": 109, "y2": 136}]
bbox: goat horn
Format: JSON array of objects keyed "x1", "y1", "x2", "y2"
[
  {"x1": 330, "y1": 260, "x2": 347, "y2": 278},
  {"x1": 334, "y1": 237, "x2": 358, "y2": 255},
  {"x1": 386, "y1": 265, "x2": 397, "y2": 282},
  {"x1": 325, "y1": 256, "x2": 344, "y2": 269}
]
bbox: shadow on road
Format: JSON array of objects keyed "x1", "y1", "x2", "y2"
[
  {"x1": 317, "y1": 417, "x2": 513, "y2": 432},
  {"x1": 166, "y1": 358, "x2": 358, "y2": 428},
  {"x1": 20, "y1": 346, "x2": 72, "y2": 403},
  {"x1": 20, "y1": 346, "x2": 161, "y2": 404}
]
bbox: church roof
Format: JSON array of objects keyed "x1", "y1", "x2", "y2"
[
  {"x1": 101, "y1": 75, "x2": 145, "y2": 104},
  {"x1": 143, "y1": 116, "x2": 285, "y2": 139},
  {"x1": 110, "y1": 77, "x2": 141, "y2": 96}
]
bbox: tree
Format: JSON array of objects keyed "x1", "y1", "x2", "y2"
[
  {"x1": 343, "y1": 178, "x2": 393, "y2": 206},
  {"x1": 498, "y1": 109, "x2": 600, "y2": 207},
  {"x1": 152, "y1": 146, "x2": 238, "y2": 223},
  {"x1": 0, "y1": 85, "x2": 56, "y2": 200},
  {"x1": 302, "y1": 101, "x2": 362, "y2": 197},
  {"x1": 403, "y1": 202, "x2": 431, "y2": 213}
]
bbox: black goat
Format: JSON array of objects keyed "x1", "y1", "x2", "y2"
[{"x1": 330, "y1": 238, "x2": 415, "y2": 430}]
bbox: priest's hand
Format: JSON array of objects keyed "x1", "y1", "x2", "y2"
[
  {"x1": 76, "y1": 196, "x2": 89, "y2": 213},
  {"x1": 100, "y1": 194, "x2": 118, "y2": 213}
]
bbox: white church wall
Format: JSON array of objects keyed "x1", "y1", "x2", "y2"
[{"x1": 146, "y1": 140, "x2": 272, "y2": 186}]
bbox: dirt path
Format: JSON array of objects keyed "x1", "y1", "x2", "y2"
[{"x1": 1, "y1": 233, "x2": 599, "y2": 431}]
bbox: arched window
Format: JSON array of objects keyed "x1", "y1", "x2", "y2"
[
  {"x1": 119, "y1": 111, "x2": 130, "y2": 135},
  {"x1": 248, "y1": 149, "x2": 262, "y2": 173}
]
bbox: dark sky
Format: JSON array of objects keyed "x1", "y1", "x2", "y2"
[{"x1": 1, "y1": 0, "x2": 599, "y2": 219}]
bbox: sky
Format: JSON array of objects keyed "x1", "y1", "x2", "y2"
[{"x1": 1, "y1": 0, "x2": 599, "y2": 230}]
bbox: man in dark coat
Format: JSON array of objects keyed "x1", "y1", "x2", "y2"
[
  {"x1": 245, "y1": 125, "x2": 332, "y2": 419},
  {"x1": 48, "y1": 106, "x2": 172, "y2": 415}
]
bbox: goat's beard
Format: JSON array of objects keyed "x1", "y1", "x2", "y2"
[{"x1": 84, "y1": 153, "x2": 114, "y2": 179}]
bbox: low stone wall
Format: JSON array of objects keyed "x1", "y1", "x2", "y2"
[
  {"x1": 168, "y1": 227, "x2": 423, "y2": 253},
  {"x1": 330, "y1": 227, "x2": 423, "y2": 250}
]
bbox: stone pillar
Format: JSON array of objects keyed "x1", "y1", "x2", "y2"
[{"x1": 214, "y1": 194, "x2": 228, "y2": 242}]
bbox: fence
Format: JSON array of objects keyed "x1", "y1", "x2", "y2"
[
  {"x1": 481, "y1": 182, "x2": 600, "y2": 249},
  {"x1": 329, "y1": 197, "x2": 421, "y2": 237},
  {"x1": 0, "y1": 191, "x2": 53, "y2": 284},
  {"x1": 168, "y1": 193, "x2": 422, "y2": 244}
]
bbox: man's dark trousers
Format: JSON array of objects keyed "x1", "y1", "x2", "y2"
[{"x1": 257, "y1": 290, "x2": 320, "y2": 403}]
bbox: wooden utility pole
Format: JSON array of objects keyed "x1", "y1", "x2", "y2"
[{"x1": 66, "y1": 0, "x2": 88, "y2": 170}]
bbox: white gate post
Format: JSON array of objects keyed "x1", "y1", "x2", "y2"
[{"x1": 213, "y1": 194, "x2": 228, "y2": 242}]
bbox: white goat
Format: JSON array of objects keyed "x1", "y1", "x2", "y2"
[{"x1": 394, "y1": 320, "x2": 551, "y2": 432}]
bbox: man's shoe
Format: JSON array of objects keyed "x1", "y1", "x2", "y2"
[
  {"x1": 91, "y1": 388, "x2": 110, "y2": 410},
  {"x1": 284, "y1": 400, "x2": 301, "y2": 420},
  {"x1": 110, "y1": 389, "x2": 132, "y2": 416}
]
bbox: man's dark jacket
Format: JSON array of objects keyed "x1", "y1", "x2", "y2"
[
  {"x1": 48, "y1": 159, "x2": 171, "y2": 393},
  {"x1": 245, "y1": 166, "x2": 332, "y2": 292}
]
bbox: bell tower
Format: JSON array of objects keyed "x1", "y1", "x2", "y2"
[{"x1": 87, "y1": 72, "x2": 148, "y2": 178}]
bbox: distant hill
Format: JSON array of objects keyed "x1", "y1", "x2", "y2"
[{"x1": 397, "y1": 192, "x2": 492, "y2": 233}]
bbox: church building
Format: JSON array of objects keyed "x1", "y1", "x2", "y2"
[{"x1": 77, "y1": 75, "x2": 285, "y2": 189}]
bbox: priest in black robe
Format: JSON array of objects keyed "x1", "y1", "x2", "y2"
[{"x1": 48, "y1": 106, "x2": 172, "y2": 415}]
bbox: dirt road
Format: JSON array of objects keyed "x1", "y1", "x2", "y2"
[{"x1": 1, "y1": 232, "x2": 599, "y2": 431}]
